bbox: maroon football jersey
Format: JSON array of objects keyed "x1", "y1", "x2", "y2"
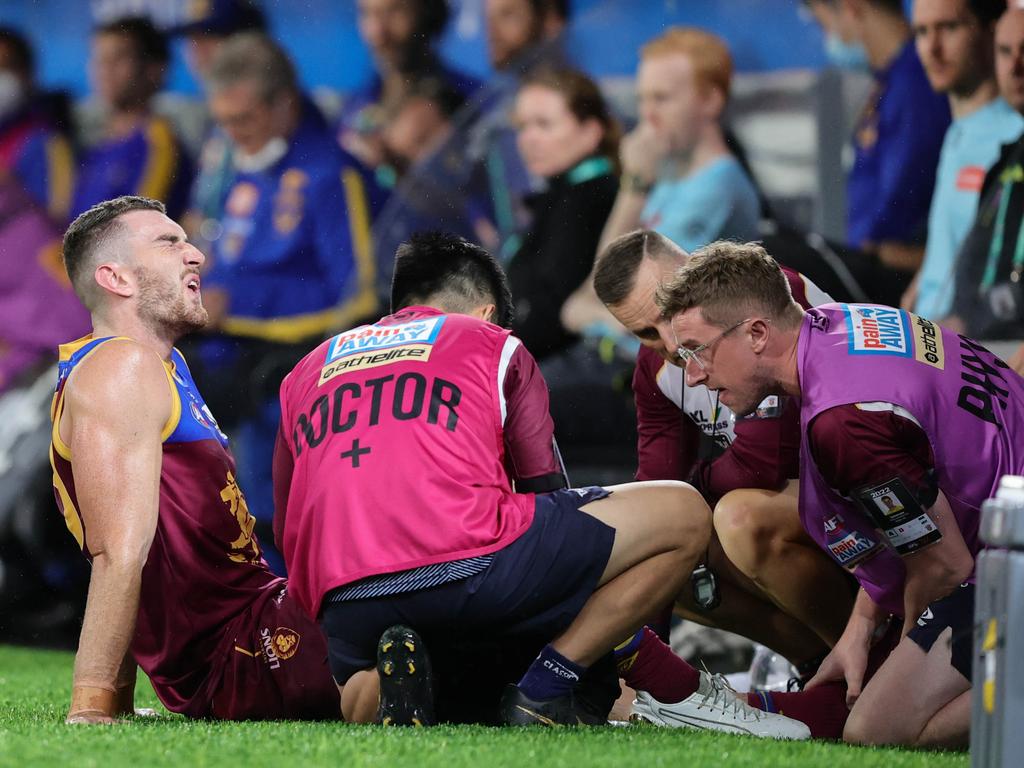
[{"x1": 50, "y1": 336, "x2": 285, "y2": 716}]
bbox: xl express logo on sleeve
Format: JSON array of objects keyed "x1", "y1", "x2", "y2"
[{"x1": 319, "y1": 316, "x2": 446, "y2": 385}]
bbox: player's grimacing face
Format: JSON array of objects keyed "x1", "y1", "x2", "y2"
[{"x1": 122, "y1": 210, "x2": 208, "y2": 335}]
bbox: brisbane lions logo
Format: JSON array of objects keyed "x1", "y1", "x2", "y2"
[{"x1": 272, "y1": 628, "x2": 300, "y2": 660}]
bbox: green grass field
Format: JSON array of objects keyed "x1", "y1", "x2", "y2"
[{"x1": 0, "y1": 645, "x2": 969, "y2": 768}]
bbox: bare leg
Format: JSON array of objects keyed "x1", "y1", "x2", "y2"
[
  {"x1": 339, "y1": 668, "x2": 379, "y2": 723},
  {"x1": 714, "y1": 482, "x2": 854, "y2": 649},
  {"x1": 916, "y1": 690, "x2": 971, "y2": 749},
  {"x1": 674, "y1": 530, "x2": 832, "y2": 664},
  {"x1": 549, "y1": 481, "x2": 711, "y2": 666},
  {"x1": 844, "y1": 628, "x2": 971, "y2": 746}
]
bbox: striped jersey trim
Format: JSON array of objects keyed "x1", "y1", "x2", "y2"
[
  {"x1": 327, "y1": 555, "x2": 494, "y2": 601},
  {"x1": 497, "y1": 335, "x2": 520, "y2": 425}
]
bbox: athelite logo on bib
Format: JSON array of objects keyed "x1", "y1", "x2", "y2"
[
  {"x1": 319, "y1": 316, "x2": 447, "y2": 385},
  {"x1": 842, "y1": 304, "x2": 911, "y2": 357}
]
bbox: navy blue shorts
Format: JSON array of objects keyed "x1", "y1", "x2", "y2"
[
  {"x1": 907, "y1": 582, "x2": 974, "y2": 680},
  {"x1": 320, "y1": 486, "x2": 615, "y2": 703}
]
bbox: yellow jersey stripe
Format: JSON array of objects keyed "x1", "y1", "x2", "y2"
[
  {"x1": 160, "y1": 360, "x2": 182, "y2": 441},
  {"x1": 138, "y1": 118, "x2": 177, "y2": 202},
  {"x1": 51, "y1": 443, "x2": 84, "y2": 549},
  {"x1": 45, "y1": 134, "x2": 74, "y2": 222},
  {"x1": 221, "y1": 305, "x2": 347, "y2": 343},
  {"x1": 336, "y1": 168, "x2": 378, "y2": 329},
  {"x1": 50, "y1": 385, "x2": 71, "y2": 461}
]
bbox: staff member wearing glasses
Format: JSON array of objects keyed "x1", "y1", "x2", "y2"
[
  {"x1": 586, "y1": 229, "x2": 863, "y2": 739},
  {"x1": 655, "y1": 237, "x2": 1024, "y2": 747}
]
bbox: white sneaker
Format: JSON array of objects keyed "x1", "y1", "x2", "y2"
[{"x1": 631, "y1": 671, "x2": 811, "y2": 740}]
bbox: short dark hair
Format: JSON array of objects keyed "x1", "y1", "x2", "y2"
[
  {"x1": 869, "y1": 0, "x2": 905, "y2": 16},
  {"x1": 390, "y1": 232, "x2": 514, "y2": 327},
  {"x1": 593, "y1": 229, "x2": 680, "y2": 307},
  {"x1": 810, "y1": 0, "x2": 903, "y2": 15},
  {"x1": 62, "y1": 196, "x2": 166, "y2": 306},
  {"x1": 529, "y1": 0, "x2": 570, "y2": 21},
  {"x1": 95, "y1": 16, "x2": 170, "y2": 66},
  {"x1": 966, "y1": 0, "x2": 1006, "y2": 26},
  {"x1": 656, "y1": 240, "x2": 800, "y2": 328},
  {"x1": 0, "y1": 27, "x2": 34, "y2": 79},
  {"x1": 399, "y1": 76, "x2": 466, "y2": 120},
  {"x1": 416, "y1": 0, "x2": 451, "y2": 42}
]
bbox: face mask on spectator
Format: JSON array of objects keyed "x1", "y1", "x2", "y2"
[
  {"x1": 824, "y1": 34, "x2": 870, "y2": 72},
  {"x1": 0, "y1": 71, "x2": 25, "y2": 121},
  {"x1": 233, "y1": 136, "x2": 288, "y2": 172}
]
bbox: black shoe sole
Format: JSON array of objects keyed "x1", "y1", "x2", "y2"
[{"x1": 376, "y1": 625, "x2": 436, "y2": 726}]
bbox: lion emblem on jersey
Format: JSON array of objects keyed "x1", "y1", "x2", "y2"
[{"x1": 272, "y1": 628, "x2": 300, "y2": 659}]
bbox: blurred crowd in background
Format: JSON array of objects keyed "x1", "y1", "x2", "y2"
[{"x1": 2, "y1": 0, "x2": 1024, "y2": 650}]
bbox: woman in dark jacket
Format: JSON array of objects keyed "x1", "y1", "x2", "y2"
[{"x1": 508, "y1": 67, "x2": 620, "y2": 360}]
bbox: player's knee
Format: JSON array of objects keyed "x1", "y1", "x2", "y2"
[
  {"x1": 713, "y1": 491, "x2": 753, "y2": 541},
  {"x1": 843, "y1": 707, "x2": 888, "y2": 746},
  {"x1": 661, "y1": 483, "x2": 711, "y2": 558},
  {"x1": 713, "y1": 491, "x2": 777, "y2": 569},
  {"x1": 842, "y1": 708, "x2": 869, "y2": 745}
]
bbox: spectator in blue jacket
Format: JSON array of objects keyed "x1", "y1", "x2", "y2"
[
  {"x1": 0, "y1": 27, "x2": 75, "y2": 222},
  {"x1": 200, "y1": 33, "x2": 379, "y2": 572}
]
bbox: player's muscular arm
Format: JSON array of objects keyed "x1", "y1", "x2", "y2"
[
  {"x1": 63, "y1": 342, "x2": 170, "y2": 724},
  {"x1": 899, "y1": 491, "x2": 974, "y2": 637}
]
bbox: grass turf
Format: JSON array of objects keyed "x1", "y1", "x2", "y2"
[{"x1": 1, "y1": 645, "x2": 968, "y2": 768}]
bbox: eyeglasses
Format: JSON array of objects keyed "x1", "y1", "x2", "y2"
[{"x1": 674, "y1": 317, "x2": 753, "y2": 371}]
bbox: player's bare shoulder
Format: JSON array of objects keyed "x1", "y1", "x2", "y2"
[{"x1": 61, "y1": 339, "x2": 174, "y2": 442}]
